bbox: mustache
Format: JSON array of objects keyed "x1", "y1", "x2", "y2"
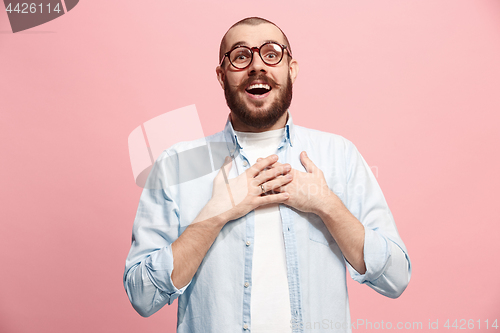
[{"x1": 230, "y1": 75, "x2": 281, "y2": 90}]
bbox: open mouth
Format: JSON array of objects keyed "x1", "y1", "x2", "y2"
[{"x1": 245, "y1": 83, "x2": 272, "y2": 96}]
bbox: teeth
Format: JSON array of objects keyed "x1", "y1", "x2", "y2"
[{"x1": 247, "y1": 83, "x2": 270, "y2": 90}]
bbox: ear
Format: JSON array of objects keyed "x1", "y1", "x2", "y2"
[
  {"x1": 288, "y1": 58, "x2": 299, "y2": 84},
  {"x1": 216, "y1": 65, "x2": 225, "y2": 90}
]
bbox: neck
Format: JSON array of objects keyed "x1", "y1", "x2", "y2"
[{"x1": 230, "y1": 111, "x2": 288, "y2": 133}]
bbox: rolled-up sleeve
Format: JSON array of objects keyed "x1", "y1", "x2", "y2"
[
  {"x1": 342, "y1": 140, "x2": 411, "y2": 298},
  {"x1": 123, "y1": 150, "x2": 191, "y2": 317}
]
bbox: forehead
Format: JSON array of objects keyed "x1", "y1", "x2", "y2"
[{"x1": 224, "y1": 23, "x2": 286, "y2": 50}]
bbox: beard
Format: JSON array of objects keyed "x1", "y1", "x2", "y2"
[{"x1": 224, "y1": 73, "x2": 293, "y2": 129}]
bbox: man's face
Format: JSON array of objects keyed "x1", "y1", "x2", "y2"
[{"x1": 216, "y1": 23, "x2": 299, "y2": 130}]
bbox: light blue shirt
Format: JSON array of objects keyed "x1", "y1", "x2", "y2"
[{"x1": 124, "y1": 112, "x2": 411, "y2": 333}]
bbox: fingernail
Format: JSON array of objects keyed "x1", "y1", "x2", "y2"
[{"x1": 286, "y1": 174, "x2": 292, "y2": 179}]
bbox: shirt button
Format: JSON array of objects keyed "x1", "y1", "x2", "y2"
[
  {"x1": 243, "y1": 160, "x2": 248, "y2": 167},
  {"x1": 246, "y1": 240, "x2": 251, "y2": 246},
  {"x1": 244, "y1": 282, "x2": 250, "y2": 288},
  {"x1": 243, "y1": 324, "x2": 249, "y2": 330}
]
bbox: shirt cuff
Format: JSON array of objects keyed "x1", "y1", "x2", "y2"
[
  {"x1": 346, "y1": 227, "x2": 391, "y2": 283},
  {"x1": 145, "y1": 244, "x2": 191, "y2": 304}
]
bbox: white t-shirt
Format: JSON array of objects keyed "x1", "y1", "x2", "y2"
[{"x1": 235, "y1": 128, "x2": 292, "y2": 333}]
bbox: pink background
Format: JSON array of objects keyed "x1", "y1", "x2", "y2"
[{"x1": 1, "y1": 0, "x2": 499, "y2": 332}]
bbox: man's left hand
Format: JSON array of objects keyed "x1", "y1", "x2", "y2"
[{"x1": 259, "y1": 151, "x2": 339, "y2": 215}]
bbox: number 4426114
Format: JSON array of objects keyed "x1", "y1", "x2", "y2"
[
  {"x1": 444, "y1": 319, "x2": 498, "y2": 330},
  {"x1": 5, "y1": 3, "x2": 61, "y2": 14}
]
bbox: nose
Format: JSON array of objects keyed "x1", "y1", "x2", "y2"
[{"x1": 247, "y1": 48, "x2": 267, "y2": 73}]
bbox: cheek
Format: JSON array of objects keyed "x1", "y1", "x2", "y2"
[
  {"x1": 226, "y1": 72, "x2": 245, "y2": 87},
  {"x1": 271, "y1": 69, "x2": 289, "y2": 86}
]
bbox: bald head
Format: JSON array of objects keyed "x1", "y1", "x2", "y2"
[{"x1": 219, "y1": 17, "x2": 292, "y2": 64}]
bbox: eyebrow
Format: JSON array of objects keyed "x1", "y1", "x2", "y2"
[{"x1": 227, "y1": 40, "x2": 282, "y2": 53}]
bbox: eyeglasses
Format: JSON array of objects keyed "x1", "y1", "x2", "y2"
[{"x1": 220, "y1": 41, "x2": 291, "y2": 69}]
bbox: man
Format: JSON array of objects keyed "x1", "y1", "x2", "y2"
[{"x1": 124, "y1": 17, "x2": 411, "y2": 333}]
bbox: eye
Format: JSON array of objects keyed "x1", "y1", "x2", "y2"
[
  {"x1": 260, "y1": 43, "x2": 283, "y2": 63},
  {"x1": 231, "y1": 49, "x2": 251, "y2": 63}
]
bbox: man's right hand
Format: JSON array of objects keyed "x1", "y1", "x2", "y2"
[{"x1": 195, "y1": 154, "x2": 293, "y2": 225}]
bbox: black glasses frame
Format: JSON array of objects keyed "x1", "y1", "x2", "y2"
[{"x1": 219, "y1": 41, "x2": 291, "y2": 69}]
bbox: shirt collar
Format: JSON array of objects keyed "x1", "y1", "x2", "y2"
[{"x1": 223, "y1": 111, "x2": 295, "y2": 156}]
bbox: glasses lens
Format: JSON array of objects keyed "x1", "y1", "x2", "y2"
[
  {"x1": 229, "y1": 47, "x2": 252, "y2": 68},
  {"x1": 260, "y1": 43, "x2": 283, "y2": 65}
]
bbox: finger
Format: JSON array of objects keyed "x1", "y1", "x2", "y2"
[
  {"x1": 256, "y1": 157, "x2": 286, "y2": 168},
  {"x1": 261, "y1": 173, "x2": 293, "y2": 193},
  {"x1": 300, "y1": 151, "x2": 316, "y2": 174},
  {"x1": 256, "y1": 192, "x2": 289, "y2": 205},
  {"x1": 256, "y1": 163, "x2": 291, "y2": 184},
  {"x1": 249, "y1": 154, "x2": 279, "y2": 177},
  {"x1": 256, "y1": 158, "x2": 269, "y2": 170},
  {"x1": 269, "y1": 161, "x2": 284, "y2": 168},
  {"x1": 260, "y1": 160, "x2": 286, "y2": 173}
]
